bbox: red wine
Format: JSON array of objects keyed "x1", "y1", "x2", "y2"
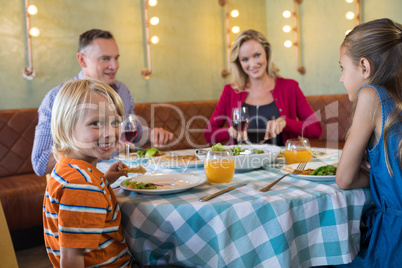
[
  {"x1": 121, "y1": 130, "x2": 138, "y2": 142},
  {"x1": 232, "y1": 120, "x2": 249, "y2": 131}
]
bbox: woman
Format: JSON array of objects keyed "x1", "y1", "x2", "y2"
[{"x1": 204, "y1": 29, "x2": 322, "y2": 145}]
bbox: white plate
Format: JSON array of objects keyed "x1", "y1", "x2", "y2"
[
  {"x1": 280, "y1": 162, "x2": 336, "y2": 181},
  {"x1": 196, "y1": 144, "x2": 281, "y2": 171},
  {"x1": 276, "y1": 148, "x2": 338, "y2": 162},
  {"x1": 115, "y1": 152, "x2": 137, "y2": 160},
  {"x1": 147, "y1": 154, "x2": 203, "y2": 169},
  {"x1": 120, "y1": 173, "x2": 206, "y2": 194}
]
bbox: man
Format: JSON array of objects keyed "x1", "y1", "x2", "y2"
[{"x1": 32, "y1": 29, "x2": 173, "y2": 176}]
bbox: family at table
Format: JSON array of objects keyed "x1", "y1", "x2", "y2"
[{"x1": 35, "y1": 18, "x2": 401, "y2": 268}]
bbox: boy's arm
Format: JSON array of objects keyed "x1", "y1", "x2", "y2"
[
  {"x1": 60, "y1": 247, "x2": 84, "y2": 268},
  {"x1": 104, "y1": 161, "x2": 128, "y2": 183}
]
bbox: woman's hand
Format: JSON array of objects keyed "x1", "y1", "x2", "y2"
[
  {"x1": 104, "y1": 161, "x2": 128, "y2": 184},
  {"x1": 264, "y1": 118, "x2": 286, "y2": 140},
  {"x1": 228, "y1": 126, "x2": 248, "y2": 143}
]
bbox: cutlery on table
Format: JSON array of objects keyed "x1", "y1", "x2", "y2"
[
  {"x1": 244, "y1": 139, "x2": 266, "y2": 145},
  {"x1": 199, "y1": 183, "x2": 247, "y2": 202},
  {"x1": 259, "y1": 161, "x2": 307, "y2": 192},
  {"x1": 244, "y1": 139, "x2": 254, "y2": 146}
]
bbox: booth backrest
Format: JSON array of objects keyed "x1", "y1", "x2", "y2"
[
  {"x1": 0, "y1": 109, "x2": 38, "y2": 178},
  {"x1": 0, "y1": 94, "x2": 353, "y2": 178},
  {"x1": 134, "y1": 100, "x2": 218, "y2": 150},
  {"x1": 306, "y1": 94, "x2": 353, "y2": 148}
]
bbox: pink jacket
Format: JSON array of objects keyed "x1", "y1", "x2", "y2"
[{"x1": 204, "y1": 78, "x2": 322, "y2": 144}]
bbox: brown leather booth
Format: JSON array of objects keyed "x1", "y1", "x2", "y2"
[{"x1": 0, "y1": 94, "x2": 352, "y2": 245}]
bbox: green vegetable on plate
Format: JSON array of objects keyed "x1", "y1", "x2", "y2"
[
  {"x1": 310, "y1": 165, "x2": 337, "y2": 176},
  {"x1": 123, "y1": 180, "x2": 157, "y2": 189}
]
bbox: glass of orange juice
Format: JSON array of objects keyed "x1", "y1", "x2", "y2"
[
  {"x1": 204, "y1": 149, "x2": 235, "y2": 184},
  {"x1": 284, "y1": 138, "x2": 312, "y2": 164}
]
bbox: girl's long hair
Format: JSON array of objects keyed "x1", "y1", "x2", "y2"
[{"x1": 342, "y1": 18, "x2": 402, "y2": 175}]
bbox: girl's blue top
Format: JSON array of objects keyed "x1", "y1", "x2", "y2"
[{"x1": 342, "y1": 85, "x2": 402, "y2": 267}]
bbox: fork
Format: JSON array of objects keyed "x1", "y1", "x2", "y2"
[{"x1": 259, "y1": 161, "x2": 307, "y2": 192}]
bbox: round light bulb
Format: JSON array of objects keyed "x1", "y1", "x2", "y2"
[
  {"x1": 29, "y1": 27, "x2": 40, "y2": 37},
  {"x1": 283, "y1": 10, "x2": 292, "y2": 18},
  {"x1": 345, "y1": 0, "x2": 354, "y2": 3},
  {"x1": 27, "y1": 5, "x2": 38, "y2": 15},
  {"x1": 150, "y1": 35, "x2": 159, "y2": 44},
  {"x1": 232, "y1": 26, "x2": 240, "y2": 34},
  {"x1": 345, "y1": 11, "x2": 355, "y2": 20},
  {"x1": 284, "y1": 40, "x2": 293, "y2": 48},
  {"x1": 231, "y1": 9, "x2": 239, "y2": 18},
  {"x1": 283, "y1": 25, "x2": 292, "y2": 33},
  {"x1": 148, "y1": 0, "x2": 157, "y2": 7},
  {"x1": 150, "y1": 16, "x2": 159, "y2": 25}
]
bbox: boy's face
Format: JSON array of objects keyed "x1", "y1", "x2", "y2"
[{"x1": 69, "y1": 92, "x2": 121, "y2": 166}]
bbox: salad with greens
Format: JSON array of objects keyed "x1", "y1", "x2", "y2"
[
  {"x1": 122, "y1": 180, "x2": 158, "y2": 189},
  {"x1": 136, "y1": 148, "x2": 165, "y2": 158},
  {"x1": 211, "y1": 143, "x2": 265, "y2": 156},
  {"x1": 310, "y1": 164, "x2": 337, "y2": 176}
]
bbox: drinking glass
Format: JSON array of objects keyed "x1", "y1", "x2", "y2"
[
  {"x1": 232, "y1": 107, "x2": 249, "y2": 144},
  {"x1": 120, "y1": 114, "x2": 138, "y2": 167},
  {"x1": 284, "y1": 138, "x2": 312, "y2": 164},
  {"x1": 204, "y1": 149, "x2": 235, "y2": 184}
]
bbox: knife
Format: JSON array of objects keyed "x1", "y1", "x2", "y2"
[{"x1": 199, "y1": 183, "x2": 247, "y2": 202}]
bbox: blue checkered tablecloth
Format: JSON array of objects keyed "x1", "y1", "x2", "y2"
[{"x1": 98, "y1": 149, "x2": 372, "y2": 268}]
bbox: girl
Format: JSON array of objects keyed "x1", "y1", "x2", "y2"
[
  {"x1": 204, "y1": 29, "x2": 322, "y2": 145},
  {"x1": 337, "y1": 18, "x2": 402, "y2": 267}
]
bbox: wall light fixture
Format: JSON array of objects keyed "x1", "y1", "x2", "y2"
[
  {"x1": 219, "y1": 0, "x2": 240, "y2": 78},
  {"x1": 345, "y1": 0, "x2": 361, "y2": 35},
  {"x1": 23, "y1": 0, "x2": 39, "y2": 80},
  {"x1": 142, "y1": 0, "x2": 159, "y2": 79},
  {"x1": 282, "y1": 0, "x2": 305, "y2": 75}
]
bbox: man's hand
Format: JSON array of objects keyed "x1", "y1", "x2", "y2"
[{"x1": 151, "y1": 128, "x2": 174, "y2": 146}]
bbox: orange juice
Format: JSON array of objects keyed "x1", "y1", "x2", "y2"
[
  {"x1": 284, "y1": 148, "x2": 312, "y2": 164},
  {"x1": 205, "y1": 159, "x2": 235, "y2": 183}
]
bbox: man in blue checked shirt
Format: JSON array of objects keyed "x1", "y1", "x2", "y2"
[{"x1": 32, "y1": 29, "x2": 173, "y2": 176}]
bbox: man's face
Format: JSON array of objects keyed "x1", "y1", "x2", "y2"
[{"x1": 81, "y1": 38, "x2": 120, "y2": 85}]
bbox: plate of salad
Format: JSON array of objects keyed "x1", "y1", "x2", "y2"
[
  {"x1": 117, "y1": 147, "x2": 167, "y2": 160},
  {"x1": 120, "y1": 173, "x2": 206, "y2": 194},
  {"x1": 196, "y1": 143, "x2": 281, "y2": 171},
  {"x1": 281, "y1": 162, "x2": 337, "y2": 181}
]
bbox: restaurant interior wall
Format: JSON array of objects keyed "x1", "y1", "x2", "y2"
[
  {"x1": 0, "y1": 0, "x2": 401, "y2": 110},
  {"x1": 265, "y1": 0, "x2": 402, "y2": 96}
]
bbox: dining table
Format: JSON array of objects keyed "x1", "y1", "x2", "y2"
[{"x1": 97, "y1": 148, "x2": 372, "y2": 268}]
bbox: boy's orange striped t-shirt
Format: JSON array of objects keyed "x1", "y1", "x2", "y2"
[{"x1": 43, "y1": 156, "x2": 132, "y2": 267}]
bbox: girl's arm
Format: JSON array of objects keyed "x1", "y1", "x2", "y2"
[
  {"x1": 336, "y1": 87, "x2": 381, "y2": 189},
  {"x1": 60, "y1": 247, "x2": 84, "y2": 268}
]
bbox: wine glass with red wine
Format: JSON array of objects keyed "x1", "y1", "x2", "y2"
[
  {"x1": 121, "y1": 114, "x2": 138, "y2": 167},
  {"x1": 232, "y1": 107, "x2": 249, "y2": 145}
]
